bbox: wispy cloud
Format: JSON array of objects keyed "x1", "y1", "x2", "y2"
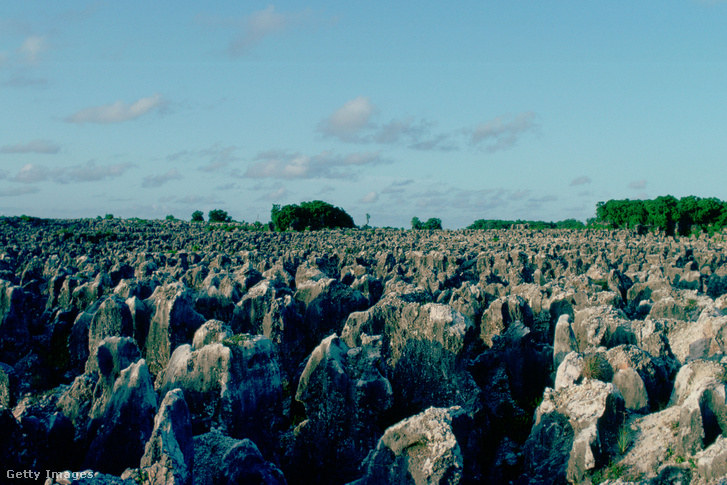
[
  {"x1": 569, "y1": 175, "x2": 592, "y2": 186},
  {"x1": 1, "y1": 73, "x2": 50, "y2": 88},
  {"x1": 469, "y1": 112, "x2": 538, "y2": 152},
  {"x1": 628, "y1": 179, "x2": 647, "y2": 189},
  {"x1": 164, "y1": 144, "x2": 242, "y2": 172},
  {"x1": 10, "y1": 161, "x2": 134, "y2": 184},
  {"x1": 244, "y1": 150, "x2": 387, "y2": 180},
  {"x1": 63, "y1": 161, "x2": 135, "y2": 183},
  {"x1": 0, "y1": 186, "x2": 40, "y2": 197},
  {"x1": 199, "y1": 6, "x2": 324, "y2": 57},
  {"x1": 66, "y1": 93, "x2": 167, "y2": 124},
  {"x1": 19, "y1": 35, "x2": 47, "y2": 64},
  {"x1": 261, "y1": 185, "x2": 289, "y2": 201},
  {"x1": 142, "y1": 168, "x2": 183, "y2": 188},
  {"x1": 1, "y1": 139, "x2": 61, "y2": 154},
  {"x1": 319, "y1": 97, "x2": 536, "y2": 153}
]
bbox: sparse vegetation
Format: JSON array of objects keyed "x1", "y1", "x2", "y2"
[
  {"x1": 617, "y1": 424, "x2": 633, "y2": 454},
  {"x1": 582, "y1": 353, "x2": 611, "y2": 382},
  {"x1": 468, "y1": 218, "x2": 586, "y2": 230}
]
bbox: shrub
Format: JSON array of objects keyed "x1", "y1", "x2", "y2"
[
  {"x1": 271, "y1": 200, "x2": 355, "y2": 231},
  {"x1": 412, "y1": 217, "x2": 442, "y2": 230},
  {"x1": 208, "y1": 209, "x2": 232, "y2": 223}
]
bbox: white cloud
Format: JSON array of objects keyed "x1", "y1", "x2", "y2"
[
  {"x1": 317, "y1": 97, "x2": 377, "y2": 142},
  {"x1": 469, "y1": 112, "x2": 538, "y2": 152},
  {"x1": 142, "y1": 168, "x2": 183, "y2": 188},
  {"x1": 245, "y1": 150, "x2": 386, "y2": 180},
  {"x1": 66, "y1": 93, "x2": 167, "y2": 124},
  {"x1": 19, "y1": 36, "x2": 47, "y2": 63},
  {"x1": 1, "y1": 139, "x2": 61, "y2": 154},
  {"x1": 628, "y1": 179, "x2": 647, "y2": 189},
  {"x1": 12, "y1": 164, "x2": 58, "y2": 184},
  {"x1": 569, "y1": 176, "x2": 592, "y2": 186},
  {"x1": 218, "y1": 5, "x2": 317, "y2": 57},
  {"x1": 360, "y1": 191, "x2": 379, "y2": 203}
]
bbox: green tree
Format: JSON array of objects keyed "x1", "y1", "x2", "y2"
[
  {"x1": 191, "y1": 210, "x2": 204, "y2": 222},
  {"x1": 412, "y1": 217, "x2": 442, "y2": 230},
  {"x1": 271, "y1": 201, "x2": 355, "y2": 231},
  {"x1": 209, "y1": 209, "x2": 232, "y2": 223},
  {"x1": 422, "y1": 217, "x2": 442, "y2": 230},
  {"x1": 646, "y1": 195, "x2": 678, "y2": 235}
]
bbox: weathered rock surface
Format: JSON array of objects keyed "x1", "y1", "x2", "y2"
[
  {"x1": 356, "y1": 406, "x2": 469, "y2": 485},
  {"x1": 2, "y1": 218, "x2": 727, "y2": 484}
]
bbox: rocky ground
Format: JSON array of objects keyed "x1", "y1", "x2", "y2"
[{"x1": 1, "y1": 216, "x2": 727, "y2": 485}]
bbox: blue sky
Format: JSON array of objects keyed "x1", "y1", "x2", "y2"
[{"x1": 2, "y1": 1, "x2": 726, "y2": 228}]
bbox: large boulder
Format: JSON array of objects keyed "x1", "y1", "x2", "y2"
[
  {"x1": 0, "y1": 280, "x2": 31, "y2": 361},
  {"x1": 144, "y1": 283, "x2": 206, "y2": 375},
  {"x1": 157, "y1": 336, "x2": 282, "y2": 451},
  {"x1": 288, "y1": 334, "x2": 392, "y2": 484},
  {"x1": 480, "y1": 295, "x2": 534, "y2": 347},
  {"x1": 524, "y1": 380, "x2": 626, "y2": 483},
  {"x1": 668, "y1": 360, "x2": 727, "y2": 456},
  {"x1": 357, "y1": 406, "x2": 469, "y2": 485},
  {"x1": 194, "y1": 430, "x2": 286, "y2": 485},
  {"x1": 572, "y1": 305, "x2": 636, "y2": 351},
  {"x1": 84, "y1": 359, "x2": 158, "y2": 475},
  {"x1": 294, "y1": 277, "x2": 368, "y2": 353},
  {"x1": 123, "y1": 388, "x2": 194, "y2": 485},
  {"x1": 341, "y1": 294, "x2": 480, "y2": 419}
]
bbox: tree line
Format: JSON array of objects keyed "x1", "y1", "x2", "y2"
[
  {"x1": 594, "y1": 195, "x2": 727, "y2": 235},
  {"x1": 179, "y1": 195, "x2": 727, "y2": 235}
]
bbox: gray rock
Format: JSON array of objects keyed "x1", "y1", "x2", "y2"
[
  {"x1": 572, "y1": 305, "x2": 636, "y2": 351},
  {"x1": 553, "y1": 314, "x2": 578, "y2": 369},
  {"x1": 294, "y1": 277, "x2": 368, "y2": 352},
  {"x1": 125, "y1": 388, "x2": 194, "y2": 485},
  {"x1": 480, "y1": 295, "x2": 534, "y2": 347},
  {"x1": 524, "y1": 380, "x2": 626, "y2": 483},
  {"x1": 0, "y1": 280, "x2": 31, "y2": 361},
  {"x1": 157, "y1": 337, "x2": 282, "y2": 448},
  {"x1": 358, "y1": 406, "x2": 468, "y2": 485},
  {"x1": 612, "y1": 367, "x2": 649, "y2": 412},
  {"x1": 290, "y1": 334, "x2": 392, "y2": 483},
  {"x1": 695, "y1": 435, "x2": 727, "y2": 483},
  {"x1": 341, "y1": 295, "x2": 480, "y2": 418},
  {"x1": 191, "y1": 319, "x2": 233, "y2": 350},
  {"x1": 84, "y1": 359, "x2": 158, "y2": 475},
  {"x1": 555, "y1": 351, "x2": 584, "y2": 390},
  {"x1": 144, "y1": 282, "x2": 206, "y2": 375},
  {"x1": 194, "y1": 430, "x2": 286, "y2": 485}
]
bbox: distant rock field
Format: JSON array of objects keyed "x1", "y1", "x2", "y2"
[{"x1": 1, "y1": 217, "x2": 727, "y2": 485}]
